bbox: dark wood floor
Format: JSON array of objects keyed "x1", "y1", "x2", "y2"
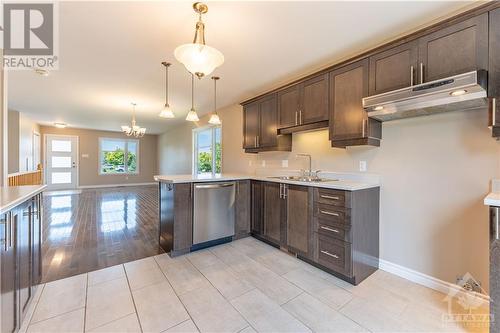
[{"x1": 41, "y1": 185, "x2": 164, "y2": 283}]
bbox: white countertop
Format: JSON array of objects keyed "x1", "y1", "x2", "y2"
[
  {"x1": 485, "y1": 179, "x2": 500, "y2": 207},
  {"x1": 0, "y1": 185, "x2": 47, "y2": 215},
  {"x1": 154, "y1": 172, "x2": 380, "y2": 191}
]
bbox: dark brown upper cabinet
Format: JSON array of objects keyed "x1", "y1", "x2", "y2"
[
  {"x1": 489, "y1": 9, "x2": 500, "y2": 138},
  {"x1": 277, "y1": 73, "x2": 329, "y2": 133},
  {"x1": 242, "y1": 94, "x2": 292, "y2": 153},
  {"x1": 369, "y1": 41, "x2": 418, "y2": 96},
  {"x1": 418, "y1": 13, "x2": 488, "y2": 83},
  {"x1": 329, "y1": 59, "x2": 381, "y2": 148}
]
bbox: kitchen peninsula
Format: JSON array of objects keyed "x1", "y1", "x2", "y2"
[{"x1": 155, "y1": 172, "x2": 380, "y2": 285}]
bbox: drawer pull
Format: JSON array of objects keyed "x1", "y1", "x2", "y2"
[
  {"x1": 321, "y1": 250, "x2": 339, "y2": 259},
  {"x1": 320, "y1": 226, "x2": 339, "y2": 233},
  {"x1": 320, "y1": 210, "x2": 340, "y2": 217},
  {"x1": 320, "y1": 195, "x2": 340, "y2": 200}
]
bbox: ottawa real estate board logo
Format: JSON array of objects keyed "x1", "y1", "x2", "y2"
[{"x1": 0, "y1": 2, "x2": 59, "y2": 69}]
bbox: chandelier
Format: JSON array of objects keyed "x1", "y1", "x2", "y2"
[
  {"x1": 121, "y1": 103, "x2": 146, "y2": 138},
  {"x1": 174, "y1": 2, "x2": 224, "y2": 79}
]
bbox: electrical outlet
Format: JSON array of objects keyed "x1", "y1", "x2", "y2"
[
  {"x1": 282, "y1": 160, "x2": 288, "y2": 168},
  {"x1": 359, "y1": 161, "x2": 367, "y2": 172},
  {"x1": 261, "y1": 160, "x2": 266, "y2": 167}
]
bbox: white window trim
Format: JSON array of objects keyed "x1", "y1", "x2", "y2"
[
  {"x1": 98, "y1": 137, "x2": 140, "y2": 176},
  {"x1": 192, "y1": 125, "x2": 222, "y2": 176}
]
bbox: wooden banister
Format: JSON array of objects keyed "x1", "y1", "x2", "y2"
[{"x1": 8, "y1": 166, "x2": 43, "y2": 186}]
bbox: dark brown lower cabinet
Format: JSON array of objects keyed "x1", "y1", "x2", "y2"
[
  {"x1": 251, "y1": 181, "x2": 264, "y2": 236},
  {"x1": 235, "y1": 180, "x2": 251, "y2": 239},
  {"x1": 159, "y1": 182, "x2": 193, "y2": 256},
  {"x1": 263, "y1": 182, "x2": 284, "y2": 246},
  {"x1": 1, "y1": 193, "x2": 43, "y2": 333},
  {"x1": 286, "y1": 185, "x2": 312, "y2": 258}
]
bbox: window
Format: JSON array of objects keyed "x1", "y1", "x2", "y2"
[
  {"x1": 193, "y1": 126, "x2": 221, "y2": 176},
  {"x1": 99, "y1": 138, "x2": 139, "y2": 174}
]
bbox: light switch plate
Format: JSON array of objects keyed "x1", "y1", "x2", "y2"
[
  {"x1": 282, "y1": 160, "x2": 288, "y2": 168},
  {"x1": 359, "y1": 161, "x2": 367, "y2": 172}
]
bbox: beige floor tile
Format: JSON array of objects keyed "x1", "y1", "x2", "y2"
[
  {"x1": 88, "y1": 264, "x2": 125, "y2": 286},
  {"x1": 186, "y1": 250, "x2": 220, "y2": 270},
  {"x1": 27, "y1": 308, "x2": 85, "y2": 333},
  {"x1": 179, "y1": 285, "x2": 248, "y2": 332},
  {"x1": 197, "y1": 260, "x2": 255, "y2": 300},
  {"x1": 283, "y1": 268, "x2": 352, "y2": 309},
  {"x1": 231, "y1": 289, "x2": 311, "y2": 333},
  {"x1": 124, "y1": 257, "x2": 167, "y2": 290},
  {"x1": 31, "y1": 274, "x2": 87, "y2": 323},
  {"x1": 210, "y1": 243, "x2": 257, "y2": 273},
  {"x1": 85, "y1": 277, "x2": 135, "y2": 331},
  {"x1": 133, "y1": 281, "x2": 189, "y2": 332},
  {"x1": 253, "y1": 250, "x2": 304, "y2": 276},
  {"x1": 163, "y1": 319, "x2": 199, "y2": 333},
  {"x1": 282, "y1": 293, "x2": 368, "y2": 332},
  {"x1": 87, "y1": 313, "x2": 142, "y2": 333},
  {"x1": 159, "y1": 257, "x2": 211, "y2": 295}
]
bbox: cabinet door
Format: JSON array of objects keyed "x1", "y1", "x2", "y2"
[
  {"x1": 369, "y1": 41, "x2": 418, "y2": 95},
  {"x1": 235, "y1": 180, "x2": 251, "y2": 238},
  {"x1": 263, "y1": 182, "x2": 283, "y2": 245},
  {"x1": 173, "y1": 184, "x2": 193, "y2": 253},
  {"x1": 286, "y1": 185, "x2": 310, "y2": 257},
  {"x1": 1, "y1": 212, "x2": 18, "y2": 333},
  {"x1": 259, "y1": 94, "x2": 278, "y2": 148},
  {"x1": 301, "y1": 73, "x2": 329, "y2": 124},
  {"x1": 251, "y1": 181, "x2": 263, "y2": 235},
  {"x1": 418, "y1": 13, "x2": 488, "y2": 83},
  {"x1": 278, "y1": 85, "x2": 300, "y2": 129},
  {"x1": 243, "y1": 101, "x2": 259, "y2": 149},
  {"x1": 329, "y1": 59, "x2": 369, "y2": 141},
  {"x1": 489, "y1": 8, "x2": 500, "y2": 98},
  {"x1": 18, "y1": 201, "x2": 32, "y2": 320}
]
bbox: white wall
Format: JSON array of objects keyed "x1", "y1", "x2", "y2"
[{"x1": 157, "y1": 104, "x2": 500, "y2": 291}]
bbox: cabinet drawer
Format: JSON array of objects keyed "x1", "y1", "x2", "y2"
[
  {"x1": 317, "y1": 233, "x2": 352, "y2": 277},
  {"x1": 314, "y1": 203, "x2": 349, "y2": 224},
  {"x1": 314, "y1": 188, "x2": 346, "y2": 207},
  {"x1": 316, "y1": 219, "x2": 351, "y2": 242}
]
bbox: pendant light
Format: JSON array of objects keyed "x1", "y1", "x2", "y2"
[
  {"x1": 174, "y1": 2, "x2": 224, "y2": 79},
  {"x1": 121, "y1": 103, "x2": 146, "y2": 138},
  {"x1": 208, "y1": 76, "x2": 221, "y2": 125},
  {"x1": 185, "y1": 74, "x2": 200, "y2": 122},
  {"x1": 159, "y1": 62, "x2": 175, "y2": 118}
]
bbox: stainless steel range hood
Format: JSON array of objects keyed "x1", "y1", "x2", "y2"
[{"x1": 363, "y1": 70, "x2": 488, "y2": 122}]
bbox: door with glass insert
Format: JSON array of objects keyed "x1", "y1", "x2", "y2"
[{"x1": 45, "y1": 135, "x2": 78, "y2": 190}]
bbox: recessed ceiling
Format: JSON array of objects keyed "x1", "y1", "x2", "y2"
[{"x1": 8, "y1": 1, "x2": 477, "y2": 134}]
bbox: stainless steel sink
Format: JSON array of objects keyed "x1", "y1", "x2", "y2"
[{"x1": 267, "y1": 176, "x2": 338, "y2": 183}]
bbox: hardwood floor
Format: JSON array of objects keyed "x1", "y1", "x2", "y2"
[{"x1": 41, "y1": 185, "x2": 164, "y2": 283}]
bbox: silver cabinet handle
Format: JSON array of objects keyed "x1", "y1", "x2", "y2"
[
  {"x1": 410, "y1": 65, "x2": 414, "y2": 86},
  {"x1": 320, "y1": 210, "x2": 340, "y2": 217},
  {"x1": 295, "y1": 110, "x2": 298, "y2": 126},
  {"x1": 320, "y1": 195, "x2": 340, "y2": 200},
  {"x1": 492, "y1": 98, "x2": 497, "y2": 128},
  {"x1": 256, "y1": 136, "x2": 259, "y2": 147},
  {"x1": 420, "y1": 63, "x2": 424, "y2": 84},
  {"x1": 0, "y1": 215, "x2": 7, "y2": 251},
  {"x1": 279, "y1": 183, "x2": 283, "y2": 199},
  {"x1": 254, "y1": 137, "x2": 257, "y2": 148},
  {"x1": 320, "y1": 226, "x2": 339, "y2": 233},
  {"x1": 195, "y1": 183, "x2": 234, "y2": 189},
  {"x1": 321, "y1": 250, "x2": 339, "y2": 259},
  {"x1": 299, "y1": 110, "x2": 303, "y2": 125},
  {"x1": 362, "y1": 119, "x2": 366, "y2": 137}
]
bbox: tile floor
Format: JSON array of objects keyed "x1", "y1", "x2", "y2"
[{"x1": 21, "y1": 237, "x2": 489, "y2": 333}]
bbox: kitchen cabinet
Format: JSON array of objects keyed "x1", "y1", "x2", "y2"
[
  {"x1": 251, "y1": 181, "x2": 263, "y2": 236},
  {"x1": 418, "y1": 13, "x2": 488, "y2": 83},
  {"x1": 159, "y1": 182, "x2": 193, "y2": 256},
  {"x1": 286, "y1": 185, "x2": 312, "y2": 258},
  {"x1": 369, "y1": 41, "x2": 418, "y2": 95},
  {"x1": 235, "y1": 180, "x2": 251, "y2": 239},
  {"x1": 1, "y1": 211, "x2": 18, "y2": 333},
  {"x1": 329, "y1": 59, "x2": 382, "y2": 148},
  {"x1": 277, "y1": 73, "x2": 329, "y2": 133},
  {"x1": 18, "y1": 201, "x2": 32, "y2": 319},
  {"x1": 489, "y1": 9, "x2": 500, "y2": 138},
  {"x1": 243, "y1": 94, "x2": 292, "y2": 153},
  {"x1": 263, "y1": 182, "x2": 284, "y2": 246}
]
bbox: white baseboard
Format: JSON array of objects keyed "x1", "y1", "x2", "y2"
[
  {"x1": 78, "y1": 182, "x2": 157, "y2": 189},
  {"x1": 379, "y1": 259, "x2": 490, "y2": 303}
]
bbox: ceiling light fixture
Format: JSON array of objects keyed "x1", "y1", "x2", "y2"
[
  {"x1": 186, "y1": 74, "x2": 200, "y2": 122},
  {"x1": 122, "y1": 102, "x2": 146, "y2": 138},
  {"x1": 450, "y1": 89, "x2": 467, "y2": 97},
  {"x1": 208, "y1": 76, "x2": 221, "y2": 125},
  {"x1": 174, "y1": 2, "x2": 224, "y2": 79},
  {"x1": 159, "y1": 62, "x2": 175, "y2": 118},
  {"x1": 54, "y1": 122, "x2": 67, "y2": 128}
]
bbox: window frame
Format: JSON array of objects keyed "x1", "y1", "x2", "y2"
[
  {"x1": 98, "y1": 137, "x2": 140, "y2": 175},
  {"x1": 192, "y1": 125, "x2": 222, "y2": 176}
]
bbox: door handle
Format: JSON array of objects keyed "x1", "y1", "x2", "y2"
[
  {"x1": 283, "y1": 184, "x2": 287, "y2": 199},
  {"x1": 295, "y1": 110, "x2": 298, "y2": 126},
  {"x1": 410, "y1": 65, "x2": 414, "y2": 86},
  {"x1": 0, "y1": 215, "x2": 7, "y2": 251},
  {"x1": 320, "y1": 195, "x2": 340, "y2": 200},
  {"x1": 299, "y1": 110, "x2": 303, "y2": 125},
  {"x1": 320, "y1": 226, "x2": 340, "y2": 233},
  {"x1": 321, "y1": 250, "x2": 339, "y2": 259},
  {"x1": 491, "y1": 207, "x2": 500, "y2": 242},
  {"x1": 279, "y1": 184, "x2": 283, "y2": 199},
  {"x1": 419, "y1": 63, "x2": 424, "y2": 84},
  {"x1": 320, "y1": 210, "x2": 340, "y2": 217},
  {"x1": 194, "y1": 183, "x2": 235, "y2": 189}
]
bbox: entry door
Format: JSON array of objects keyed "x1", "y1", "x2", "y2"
[{"x1": 45, "y1": 135, "x2": 78, "y2": 190}]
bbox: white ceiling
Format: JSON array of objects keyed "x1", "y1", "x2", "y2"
[{"x1": 8, "y1": 1, "x2": 478, "y2": 134}]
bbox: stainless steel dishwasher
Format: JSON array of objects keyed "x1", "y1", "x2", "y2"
[{"x1": 192, "y1": 182, "x2": 235, "y2": 249}]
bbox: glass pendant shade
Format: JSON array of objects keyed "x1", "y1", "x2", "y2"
[
  {"x1": 174, "y1": 43, "x2": 224, "y2": 79},
  {"x1": 186, "y1": 108, "x2": 199, "y2": 122},
  {"x1": 208, "y1": 113, "x2": 221, "y2": 125},
  {"x1": 159, "y1": 104, "x2": 175, "y2": 118}
]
